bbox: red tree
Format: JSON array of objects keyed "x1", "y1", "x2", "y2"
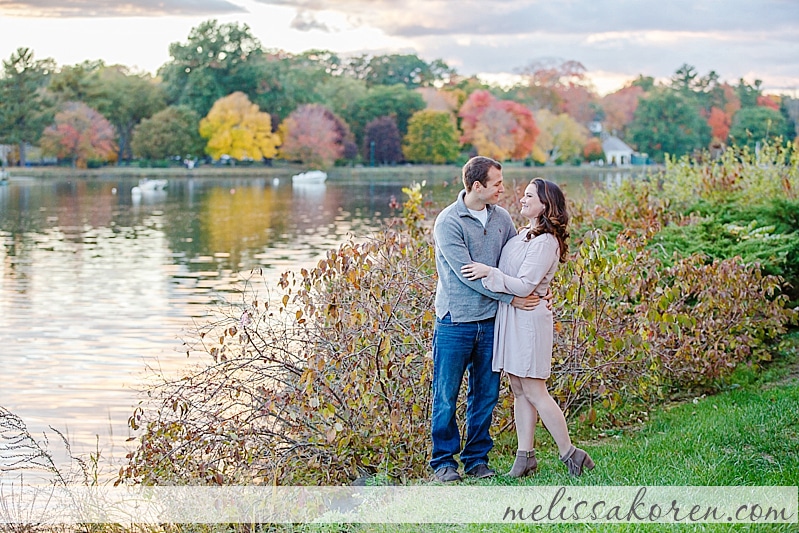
[
  {"x1": 757, "y1": 94, "x2": 780, "y2": 111},
  {"x1": 601, "y1": 85, "x2": 644, "y2": 135},
  {"x1": 40, "y1": 102, "x2": 116, "y2": 168},
  {"x1": 555, "y1": 84, "x2": 598, "y2": 124},
  {"x1": 583, "y1": 137, "x2": 604, "y2": 162},
  {"x1": 459, "y1": 90, "x2": 538, "y2": 160},
  {"x1": 498, "y1": 100, "x2": 539, "y2": 159},
  {"x1": 278, "y1": 104, "x2": 349, "y2": 168},
  {"x1": 721, "y1": 83, "x2": 741, "y2": 117},
  {"x1": 707, "y1": 106, "x2": 731, "y2": 142},
  {"x1": 521, "y1": 59, "x2": 598, "y2": 122}
]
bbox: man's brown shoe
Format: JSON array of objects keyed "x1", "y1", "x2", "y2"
[
  {"x1": 434, "y1": 466, "x2": 462, "y2": 482},
  {"x1": 465, "y1": 464, "x2": 496, "y2": 479}
]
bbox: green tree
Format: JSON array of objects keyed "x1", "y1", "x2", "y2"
[
  {"x1": 362, "y1": 54, "x2": 440, "y2": 88},
  {"x1": 342, "y1": 53, "x2": 454, "y2": 89},
  {"x1": 292, "y1": 49, "x2": 345, "y2": 76},
  {"x1": 48, "y1": 60, "x2": 105, "y2": 102},
  {"x1": 630, "y1": 75, "x2": 655, "y2": 92},
  {"x1": 90, "y1": 66, "x2": 167, "y2": 162},
  {"x1": 251, "y1": 52, "x2": 330, "y2": 121},
  {"x1": 729, "y1": 106, "x2": 789, "y2": 151},
  {"x1": 0, "y1": 48, "x2": 56, "y2": 166},
  {"x1": 628, "y1": 88, "x2": 711, "y2": 162},
  {"x1": 159, "y1": 20, "x2": 264, "y2": 117},
  {"x1": 131, "y1": 105, "x2": 204, "y2": 160},
  {"x1": 199, "y1": 92, "x2": 279, "y2": 161},
  {"x1": 344, "y1": 84, "x2": 425, "y2": 147},
  {"x1": 736, "y1": 78, "x2": 763, "y2": 109},
  {"x1": 402, "y1": 110, "x2": 460, "y2": 164},
  {"x1": 670, "y1": 64, "x2": 726, "y2": 115},
  {"x1": 670, "y1": 64, "x2": 700, "y2": 97},
  {"x1": 317, "y1": 76, "x2": 368, "y2": 122},
  {"x1": 782, "y1": 96, "x2": 799, "y2": 141}
]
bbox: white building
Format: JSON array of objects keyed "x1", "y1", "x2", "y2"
[
  {"x1": 602, "y1": 136, "x2": 634, "y2": 166},
  {"x1": 0, "y1": 144, "x2": 11, "y2": 166}
]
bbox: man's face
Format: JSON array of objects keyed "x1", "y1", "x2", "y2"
[{"x1": 475, "y1": 166, "x2": 504, "y2": 205}]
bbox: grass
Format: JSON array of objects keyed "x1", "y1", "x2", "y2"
[{"x1": 291, "y1": 333, "x2": 799, "y2": 532}]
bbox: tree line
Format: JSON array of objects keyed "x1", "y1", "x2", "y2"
[{"x1": 0, "y1": 20, "x2": 796, "y2": 168}]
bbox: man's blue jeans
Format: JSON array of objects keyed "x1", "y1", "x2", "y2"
[{"x1": 430, "y1": 313, "x2": 500, "y2": 473}]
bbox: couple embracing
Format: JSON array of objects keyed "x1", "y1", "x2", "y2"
[{"x1": 430, "y1": 155, "x2": 594, "y2": 483}]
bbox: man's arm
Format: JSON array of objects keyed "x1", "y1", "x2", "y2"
[
  {"x1": 461, "y1": 238, "x2": 555, "y2": 311},
  {"x1": 510, "y1": 289, "x2": 552, "y2": 310},
  {"x1": 434, "y1": 216, "x2": 513, "y2": 303}
]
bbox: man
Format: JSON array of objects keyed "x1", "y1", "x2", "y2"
[{"x1": 430, "y1": 156, "x2": 542, "y2": 482}]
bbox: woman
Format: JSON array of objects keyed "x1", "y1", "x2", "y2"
[{"x1": 461, "y1": 178, "x2": 594, "y2": 477}]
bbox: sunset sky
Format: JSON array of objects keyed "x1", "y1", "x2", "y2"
[{"x1": 0, "y1": 0, "x2": 797, "y2": 96}]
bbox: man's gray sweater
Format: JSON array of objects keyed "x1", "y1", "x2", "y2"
[{"x1": 433, "y1": 190, "x2": 516, "y2": 322}]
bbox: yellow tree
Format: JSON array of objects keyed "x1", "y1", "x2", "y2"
[
  {"x1": 403, "y1": 110, "x2": 460, "y2": 164},
  {"x1": 199, "y1": 92, "x2": 279, "y2": 161},
  {"x1": 533, "y1": 109, "x2": 589, "y2": 164}
]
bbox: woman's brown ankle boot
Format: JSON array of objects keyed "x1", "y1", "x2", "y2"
[
  {"x1": 507, "y1": 450, "x2": 537, "y2": 478},
  {"x1": 560, "y1": 446, "x2": 595, "y2": 476}
]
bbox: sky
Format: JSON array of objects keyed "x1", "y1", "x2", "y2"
[{"x1": 0, "y1": 0, "x2": 798, "y2": 97}]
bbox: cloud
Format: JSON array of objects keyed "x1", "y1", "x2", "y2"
[
  {"x1": 252, "y1": 0, "x2": 799, "y2": 36},
  {"x1": 244, "y1": 0, "x2": 799, "y2": 92},
  {"x1": 0, "y1": 0, "x2": 246, "y2": 17},
  {"x1": 290, "y1": 9, "x2": 331, "y2": 32},
  {"x1": 1, "y1": 0, "x2": 796, "y2": 93}
]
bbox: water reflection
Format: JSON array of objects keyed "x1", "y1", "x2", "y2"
[{"x1": 0, "y1": 169, "x2": 621, "y2": 461}]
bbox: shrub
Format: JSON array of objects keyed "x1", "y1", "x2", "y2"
[
  {"x1": 122, "y1": 184, "x2": 437, "y2": 485},
  {"x1": 121, "y1": 156, "x2": 797, "y2": 486}
]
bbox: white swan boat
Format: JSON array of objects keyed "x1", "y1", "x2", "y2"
[
  {"x1": 138, "y1": 178, "x2": 168, "y2": 191},
  {"x1": 291, "y1": 170, "x2": 327, "y2": 184},
  {"x1": 132, "y1": 178, "x2": 168, "y2": 196}
]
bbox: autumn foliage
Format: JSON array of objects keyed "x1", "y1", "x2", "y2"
[
  {"x1": 600, "y1": 85, "x2": 644, "y2": 135},
  {"x1": 278, "y1": 103, "x2": 351, "y2": 168},
  {"x1": 533, "y1": 109, "x2": 589, "y2": 164},
  {"x1": 199, "y1": 91, "x2": 279, "y2": 161},
  {"x1": 459, "y1": 90, "x2": 538, "y2": 160},
  {"x1": 121, "y1": 145, "x2": 796, "y2": 486},
  {"x1": 583, "y1": 137, "x2": 604, "y2": 162},
  {"x1": 363, "y1": 115, "x2": 403, "y2": 164},
  {"x1": 707, "y1": 106, "x2": 732, "y2": 143},
  {"x1": 757, "y1": 94, "x2": 781, "y2": 111},
  {"x1": 39, "y1": 101, "x2": 116, "y2": 167},
  {"x1": 402, "y1": 110, "x2": 460, "y2": 164}
]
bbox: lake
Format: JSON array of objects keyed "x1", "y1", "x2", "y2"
[{"x1": 0, "y1": 166, "x2": 630, "y2": 466}]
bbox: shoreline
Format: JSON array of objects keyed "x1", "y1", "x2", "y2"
[{"x1": 3, "y1": 163, "x2": 661, "y2": 180}]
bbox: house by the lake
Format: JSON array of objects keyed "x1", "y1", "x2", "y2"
[{"x1": 602, "y1": 135, "x2": 635, "y2": 166}]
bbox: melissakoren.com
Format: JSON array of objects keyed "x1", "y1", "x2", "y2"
[
  {"x1": 498, "y1": 486, "x2": 796, "y2": 524},
  {"x1": 1, "y1": 485, "x2": 796, "y2": 524}
]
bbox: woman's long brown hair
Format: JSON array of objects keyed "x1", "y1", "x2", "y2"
[{"x1": 525, "y1": 178, "x2": 570, "y2": 263}]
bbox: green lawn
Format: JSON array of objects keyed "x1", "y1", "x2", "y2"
[{"x1": 296, "y1": 336, "x2": 799, "y2": 532}]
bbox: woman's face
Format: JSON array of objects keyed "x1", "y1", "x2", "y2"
[{"x1": 520, "y1": 182, "x2": 545, "y2": 221}]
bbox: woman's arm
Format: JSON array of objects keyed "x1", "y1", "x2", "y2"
[{"x1": 462, "y1": 236, "x2": 557, "y2": 297}]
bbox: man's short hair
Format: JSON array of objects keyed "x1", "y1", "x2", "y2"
[{"x1": 462, "y1": 156, "x2": 502, "y2": 191}]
